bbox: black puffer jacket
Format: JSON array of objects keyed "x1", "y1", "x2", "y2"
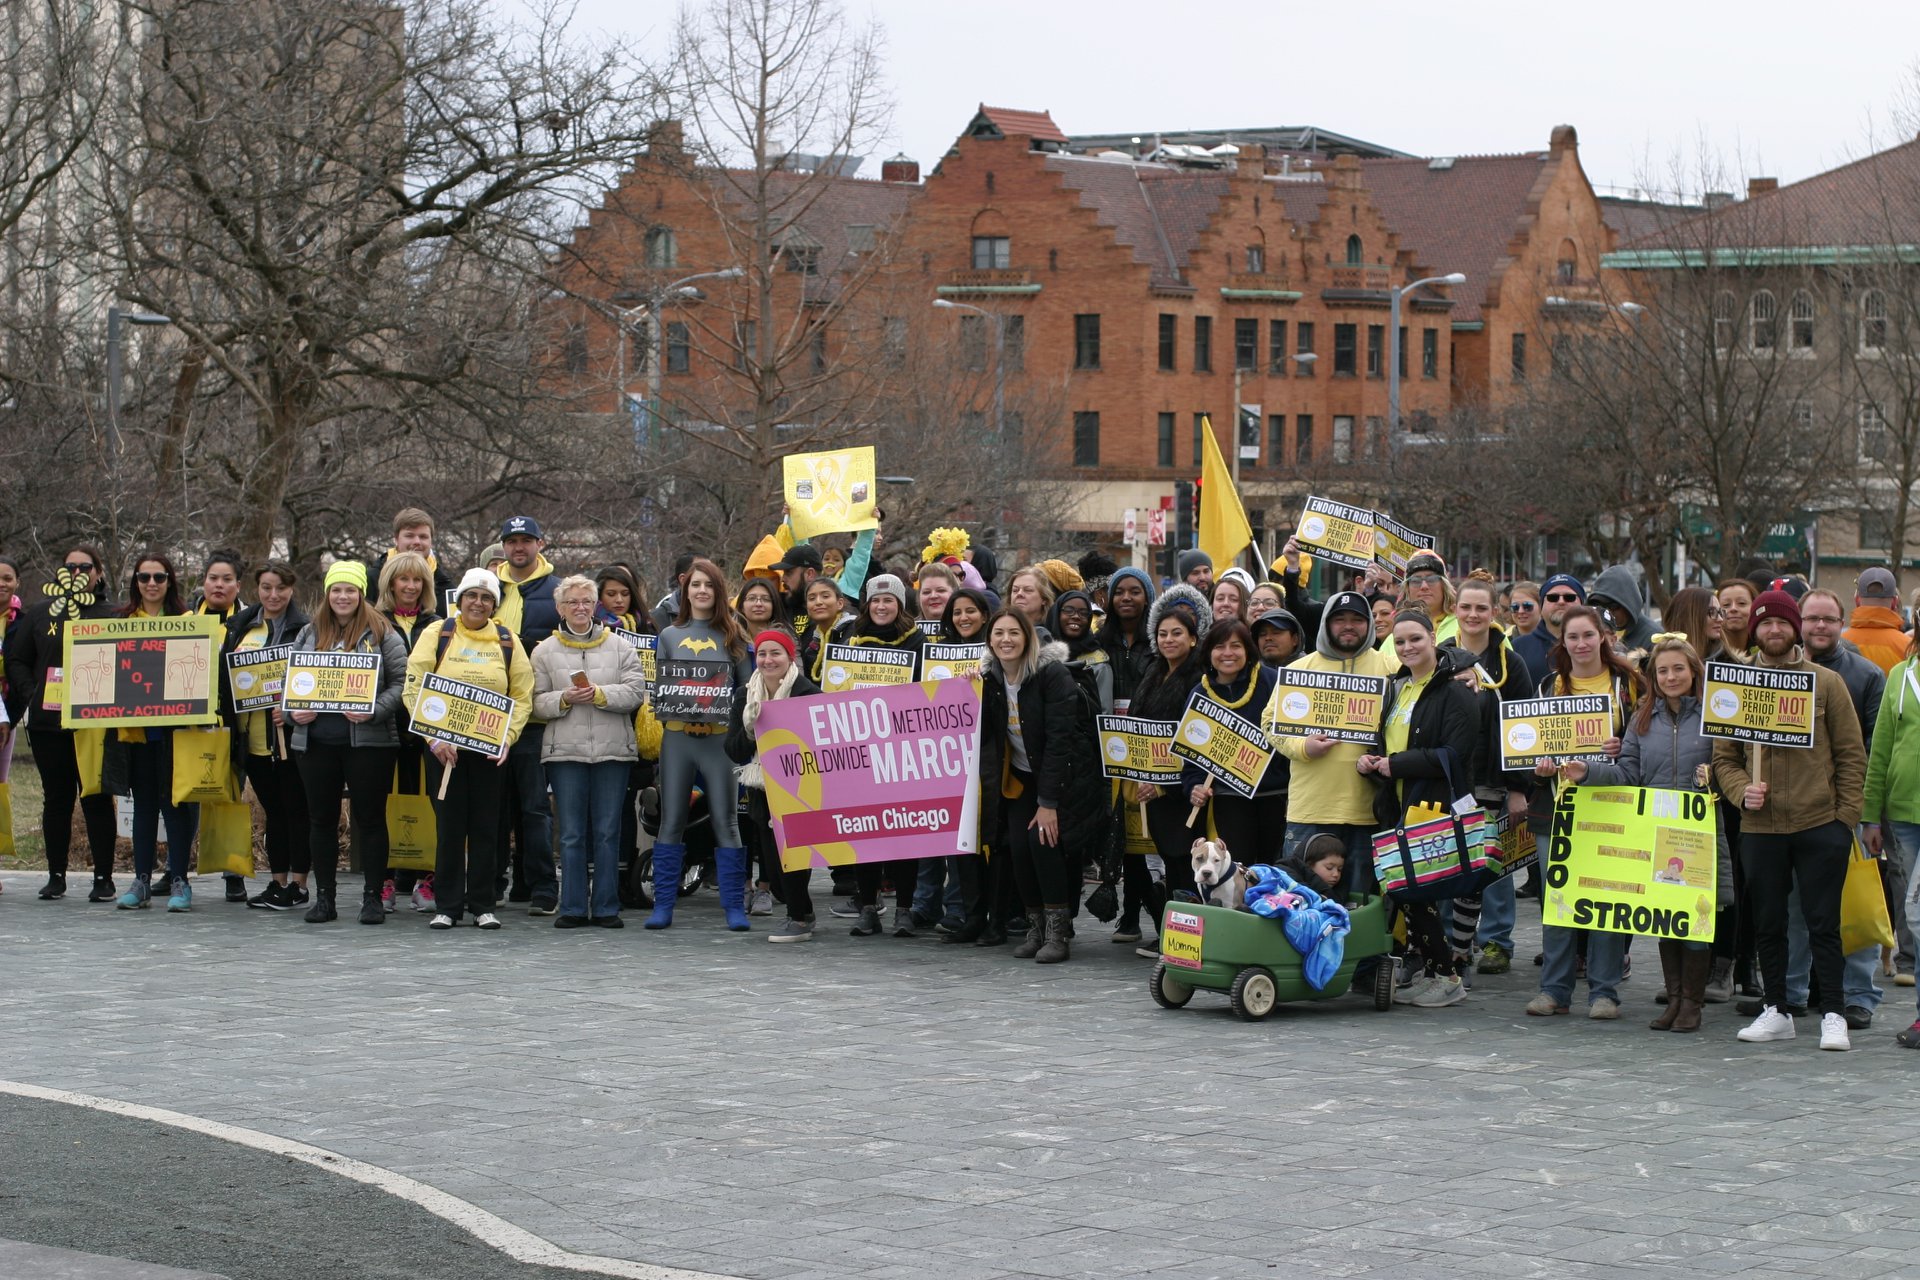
[
  {"x1": 219, "y1": 601, "x2": 313, "y2": 769},
  {"x1": 1370, "y1": 645, "x2": 1485, "y2": 829},
  {"x1": 979, "y1": 642, "x2": 1107, "y2": 854}
]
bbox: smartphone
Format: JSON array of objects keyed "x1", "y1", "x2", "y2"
[{"x1": 570, "y1": 670, "x2": 591, "y2": 690}]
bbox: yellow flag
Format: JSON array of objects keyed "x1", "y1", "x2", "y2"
[{"x1": 1198, "y1": 415, "x2": 1252, "y2": 573}]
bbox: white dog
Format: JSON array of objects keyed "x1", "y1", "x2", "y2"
[{"x1": 1190, "y1": 839, "x2": 1250, "y2": 911}]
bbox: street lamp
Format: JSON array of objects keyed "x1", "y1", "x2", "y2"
[
  {"x1": 1386, "y1": 272, "x2": 1465, "y2": 504},
  {"x1": 932, "y1": 298, "x2": 1005, "y2": 436},
  {"x1": 622, "y1": 267, "x2": 743, "y2": 441},
  {"x1": 1545, "y1": 295, "x2": 1643, "y2": 316},
  {"x1": 105, "y1": 305, "x2": 171, "y2": 464}
]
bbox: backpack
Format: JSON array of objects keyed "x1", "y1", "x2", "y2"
[{"x1": 434, "y1": 618, "x2": 514, "y2": 672}]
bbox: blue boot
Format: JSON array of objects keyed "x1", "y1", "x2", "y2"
[
  {"x1": 645, "y1": 842, "x2": 685, "y2": 929},
  {"x1": 716, "y1": 846, "x2": 751, "y2": 932}
]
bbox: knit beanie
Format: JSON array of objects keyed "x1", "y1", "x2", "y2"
[
  {"x1": 1750, "y1": 590, "x2": 1802, "y2": 643},
  {"x1": 1176, "y1": 550, "x2": 1213, "y2": 580},
  {"x1": 323, "y1": 560, "x2": 368, "y2": 593},
  {"x1": 1540, "y1": 572, "x2": 1586, "y2": 603},
  {"x1": 1038, "y1": 558, "x2": 1084, "y2": 595},
  {"x1": 752, "y1": 629, "x2": 797, "y2": 661}
]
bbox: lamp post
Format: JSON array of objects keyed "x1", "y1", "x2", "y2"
[
  {"x1": 623, "y1": 267, "x2": 743, "y2": 440},
  {"x1": 105, "y1": 305, "x2": 171, "y2": 464},
  {"x1": 1386, "y1": 273, "x2": 1465, "y2": 507},
  {"x1": 932, "y1": 298, "x2": 1004, "y2": 436}
]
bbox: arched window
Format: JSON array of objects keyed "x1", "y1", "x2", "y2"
[
  {"x1": 1861, "y1": 289, "x2": 1888, "y2": 352},
  {"x1": 645, "y1": 226, "x2": 677, "y2": 269},
  {"x1": 1789, "y1": 291, "x2": 1815, "y2": 351},
  {"x1": 1345, "y1": 234, "x2": 1363, "y2": 265},
  {"x1": 1749, "y1": 290, "x2": 1777, "y2": 350},
  {"x1": 1555, "y1": 238, "x2": 1578, "y2": 284},
  {"x1": 1712, "y1": 290, "x2": 1737, "y2": 352}
]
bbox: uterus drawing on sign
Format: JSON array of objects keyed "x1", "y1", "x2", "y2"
[
  {"x1": 165, "y1": 641, "x2": 210, "y2": 702},
  {"x1": 68, "y1": 647, "x2": 115, "y2": 704}
]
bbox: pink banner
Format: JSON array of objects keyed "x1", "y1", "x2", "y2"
[{"x1": 755, "y1": 678, "x2": 983, "y2": 873}]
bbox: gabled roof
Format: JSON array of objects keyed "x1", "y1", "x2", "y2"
[
  {"x1": 1598, "y1": 195, "x2": 1694, "y2": 246},
  {"x1": 1615, "y1": 137, "x2": 1920, "y2": 259},
  {"x1": 1359, "y1": 152, "x2": 1554, "y2": 322},
  {"x1": 970, "y1": 105, "x2": 1069, "y2": 145},
  {"x1": 707, "y1": 171, "x2": 913, "y2": 278},
  {"x1": 1042, "y1": 154, "x2": 1230, "y2": 288},
  {"x1": 1067, "y1": 124, "x2": 1410, "y2": 162}
]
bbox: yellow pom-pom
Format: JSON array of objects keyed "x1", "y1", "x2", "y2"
[{"x1": 922, "y1": 526, "x2": 970, "y2": 564}]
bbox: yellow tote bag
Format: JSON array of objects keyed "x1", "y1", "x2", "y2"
[
  {"x1": 172, "y1": 727, "x2": 236, "y2": 805},
  {"x1": 75, "y1": 728, "x2": 106, "y2": 798},
  {"x1": 1840, "y1": 841, "x2": 1895, "y2": 955},
  {"x1": 386, "y1": 767, "x2": 436, "y2": 872},
  {"x1": 0, "y1": 779, "x2": 14, "y2": 857},
  {"x1": 197, "y1": 800, "x2": 256, "y2": 876}
]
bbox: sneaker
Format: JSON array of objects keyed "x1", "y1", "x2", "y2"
[
  {"x1": 304, "y1": 891, "x2": 337, "y2": 924},
  {"x1": 527, "y1": 899, "x2": 557, "y2": 917},
  {"x1": 1819, "y1": 1012, "x2": 1851, "y2": 1051},
  {"x1": 1737, "y1": 1007, "x2": 1796, "y2": 1043},
  {"x1": 429, "y1": 913, "x2": 455, "y2": 930},
  {"x1": 850, "y1": 906, "x2": 882, "y2": 937},
  {"x1": 1412, "y1": 976, "x2": 1466, "y2": 1007},
  {"x1": 380, "y1": 880, "x2": 397, "y2": 913},
  {"x1": 36, "y1": 873, "x2": 67, "y2": 900},
  {"x1": 475, "y1": 912, "x2": 502, "y2": 930},
  {"x1": 166, "y1": 879, "x2": 193, "y2": 912},
  {"x1": 358, "y1": 892, "x2": 384, "y2": 925},
  {"x1": 892, "y1": 907, "x2": 916, "y2": 938},
  {"x1": 748, "y1": 888, "x2": 775, "y2": 917},
  {"x1": 554, "y1": 915, "x2": 590, "y2": 929},
  {"x1": 1895, "y1": 1020, "x2": 1920, "y2": 1049},
  {"x1": 88, "y1": 877, "x2": 117, "y2": 903},
  {"x1": 249, "y1": 882, "x2": 291, "y2": 911},
  {"x1": 411, "y1": 880, "x2": 437, "y2": 913},
  {"x1": 591, "y1": 915, "x2": 624, "y2": 928},
  {"x1": 1134, "y1": 945, "x2": 1161, "y2": 960},
  {"x1": 116, "y1": 880, "x2": 152, "y2": 910},
  {"x1": 224, "y1": 876, "x2": 249, "y2": 903},
  {"x1": 1476, "y1": 944, "x2": 1511, "y2": 975},
  {"x1": 1525, "y1": 992, "x2": 1570, "y2": 1016},
  {"x1": 1588, "y1": 997, "x2": 1620, "y2": 1020},
  {"x1": 769, "y1": 917, "x2": 815, "y2": 943},
  {"x1": 1110, "y1": 925, "x2": 1143, "y2": 944},
  {"x1": 828, "y1": 898, "x2": 862, "y2": 919},
  {"x1": 287, "y1": 883, "x2": 310, "y2": 909},
  {"x1": 1843, "y1": 1005, "x2": 1873, "y2": 1031},
  {"x1": 1394, "y1": 972, "x2": 1435, "y2": 1005}
]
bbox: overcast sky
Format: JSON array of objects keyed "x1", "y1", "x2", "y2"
[{"x1": 551, "y1": 0, "x2": 1920, "y2": 197}]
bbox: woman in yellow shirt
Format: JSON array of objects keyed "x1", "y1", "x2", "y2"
[{"x1": 404, "y1": 568, "x2": 534, "y2": 930}]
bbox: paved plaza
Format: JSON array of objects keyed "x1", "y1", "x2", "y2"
[{"x1": 1, "y1": 870, "x2": 1915, "y2": 1280}]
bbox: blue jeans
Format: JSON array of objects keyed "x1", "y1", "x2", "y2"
[
  {"x1": 127, "y1": 736, "x2": 200, "y2": 882},
  {"x1": 547, "y1": 759, "x2": 628, "y2": 920},
  {"x1": 1283, "y1": 822, "x2": 1376, "y2": 895},
  {"x1": 913, "y1": 858, "x2": 965, "y2": 925},
  {"x1": 1785, "y1": 881, "x2": 1883, "y2": 1012},
  {"x1": 1478, "y1": 874, "x2": 1517, "y2": 955},
  {"x1": 1541, "y1": 924, "x2": 1624, "y2": 1007}
]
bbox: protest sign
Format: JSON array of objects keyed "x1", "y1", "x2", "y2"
[
  {"x1": 756, "y1": 679, "x2": 982, "y2": 873},
  {"x1": 1265, "y1": 668, "x2": 1388, "y2": 743},
  {"x1": 409, "y1": 673, "x2": 514, "y2": 758},
  {"x1": 1700, "y1": 660, "x2": 1815, "y2": 748},
  {"x1": 61, "y1": 615, "x2": 221, "y2": 728},
  {"x1": 1374, "y1": 514, "x2": 1436, "y2": 578},
  {"x1": 282, "y1": 651, "x2": 381, "y2": 715},
  {"x1": 1294, "y1": 496, "x2": 1377, "y2": 571},
  {"x1": 820, "y1": 642, "x2": 917, "y2": 692},
  {"x1": 782, "y1": 446, "x2": 878, "y2": 538},
  {"x1": 1170, "y1": 693, "x2": 1273, "y2": 798},
  {"x1": 651, "y1": 656, "x2": 735, "y2": 724},
  {"x1": 1097, "y1": 715, "x2": 1181, "y2": 784},
  {"x1": 921, "y1": 641, "x2": 986, "y2": 681},
  {"x1": 1498, "y1": 694, "x2": 1615, "y2": 769},
  {"x1": 225, "y1": 645, "x2": 293, "y2": 713},
  {"x1": 614, "y1": 628, "x2": 658, "y2": 695},
  {"x1": 1544, "y1": 784, "x2": 1718, "y2": 942},
  {"x1": 917, "y1": 618, "x2": 945, "y2": 640}
]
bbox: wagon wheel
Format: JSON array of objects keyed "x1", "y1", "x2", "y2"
[
  {"x1": 1229, "y1": 966, "x2": 1278, "y2": 1021},
  {"x1": 1373, "y1": 955, "x2": 1397, "y2": 1011},
  {"x1": 1149, "y1": 961, "x2": 1194, "y2": 1009}
]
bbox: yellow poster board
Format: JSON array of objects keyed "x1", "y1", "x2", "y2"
[
  {"x1": 1545, "y1": 785, "x2": 1717, "y2": 941},
  {"x1": 783, "y1": 446, "x2": 878, "y2": 538},
  {"x1": 225, "y1": 644, "x2": 293, "y2": 713},
  {"x1": 60, "y1": 615, "x2": 221, "y2": 728},
  {"x1": 1096, "y1": 715, "x2": 1181, "y2": 783},
  {"x1": 1701, "y1": 660, "x2": 1815, "y2": 748},
  {"x1": 282, "y1": 651, "x2": 381, "y2": 715},
  {"x1": 1170, "y1": 693, "x2": 1272, "y2": 798},
  {"x1": 1374, "y1": 513, "x2": 1436, "y2": 579},
  {"x1": 1265, "y1": 668, "x2": 1387, "y2": 743},
  {"x1": 820, "y1": 642, "x2": 916, "y2": 692},
  {"x1": 1498, "y1": 694, "x2": 1615, "y2": 769},
  {"x1": 410, "y1": 673, "x2": 514, "y2": 758},
  {"x1": 921, "y1": 642, "x2": 986, "y2": 681},
  {"x1": 1295, "y1": 496, "x2": 1377, "y2": 571}
]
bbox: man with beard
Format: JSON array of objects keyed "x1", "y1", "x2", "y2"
[
  {"x1": 1514, "y1": 572, "x2": 1584, "y2": 686},
  {"x1": 1713, "y1": 590, "x2": 1867, "y2": 1051}
]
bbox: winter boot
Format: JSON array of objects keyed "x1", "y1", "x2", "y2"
[
  {"x1": 1649, "y1": 940, "x2": 1684, "y2": 1030},
  {"x1": 644, "y1": 842, "x2": 685, "y2": 929},
  {"x1": 1011, "y1": 907, "x2": 1047, "y2": 959},
  {"x1": 358, "y1": 889, "x2": 385, "y2": 925},
  {"x1": 1671, "y1": 946, "x2": 1712, "y2": 1033},
  {"x1": 1035, "y1": 906, "x2": 1072, "y2": 964},
  {"x1": 716, "y1": 845, "x2": 751, "y2": 931}
]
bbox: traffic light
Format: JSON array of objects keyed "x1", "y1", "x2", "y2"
[{"x1": 1174, "y1": 479, "x2": 1194, "y2": 550}]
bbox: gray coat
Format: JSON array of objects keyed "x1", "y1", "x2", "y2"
[
  {"x1": 530, "y1": 625, "x2": 647, "y2": 763},
  {"x1": 1582, "y1": 694, "x2": 1732, "y2": 907},
  {"x1": 286, "y1": 622, "x2": 412, "y2": 751}
]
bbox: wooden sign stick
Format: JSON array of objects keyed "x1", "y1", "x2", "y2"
[{"x1": 437, "y1": 755, "x2": 455, "y2": 800}]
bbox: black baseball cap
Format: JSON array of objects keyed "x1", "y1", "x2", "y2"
[{"x1": 771, "y1": 544, "x2": 824, "y2": 573}]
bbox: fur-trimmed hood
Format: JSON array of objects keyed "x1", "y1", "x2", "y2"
[{"x1": 1147, "y1": 583, "x2": 1211, "y2": 647}]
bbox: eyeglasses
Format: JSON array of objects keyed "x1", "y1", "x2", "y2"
[
  {"x1": 135, "y1": 572, "x2": 170, "y2": 584},
  {"x1": 1059, "y1": 606, "x2": 1092, "y2": 619},
  {"x1": 1801, "y1": 615, "x2": 1844, "y2": 625},
  {"x1": 1406, "y1": 574, "x2": 1444, "y2": 587},
  {"x1": 1708, "y1": 607, "x2": 1727, "y2": 619},
  {"x1": 64, "y1": 561, "x2": 96, "y2": 573},
  {"x1": 1510, "y1": 601, "x2": 1537, "y2": 613},
  {"x1": 1544, "y1": 592, "x2": 1580, "y2": 603}
]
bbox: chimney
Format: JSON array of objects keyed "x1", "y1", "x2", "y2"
[
  {"x1": 647, "y1": 120, "x2": 684, "y2": 160},
  {"x1": 1327, "y1": 152, "x2": 1361, "y2": 190},
  {"x1": 1549, "y1": 124, "x2": 1578, "y2": 154},
  {"x1": 881, "y1": 152, "x2": 920, "y2": 185},
  {"x1": 1747, "y1": 176, "x2": 1778, "y2": 198}
]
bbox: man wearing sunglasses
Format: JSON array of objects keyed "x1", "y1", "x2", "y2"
[
  {"x1": 2, "y1": 548, "x2": 118, "y2": 901},
  {"x1": 1513, "y1": 572, "x2": 1585, "y2": 686}
]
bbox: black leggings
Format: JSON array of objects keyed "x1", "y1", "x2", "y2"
[
  {"x1": 244, "y1": 752, "x2": 311, "y2": 876},
  {"x1": 27, "y1": 728, "x2": 115, "y2": 878},
  {"x1": 298, "y1": 742, "x2": 396, "y2": 893},
  {"x1": 855, "y1": 859, "x2": 915, "y2": 909},
  {"x1": 1002, "y1": 788, "x2": 1071, "y2": 909},
  {"x1": 1404, "y1": 901, "x2": 1456, "y2": 976}
]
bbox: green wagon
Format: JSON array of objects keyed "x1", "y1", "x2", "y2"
[{"x1": 1147, "y1": 894, "x2": 1398, "y2": 1020}]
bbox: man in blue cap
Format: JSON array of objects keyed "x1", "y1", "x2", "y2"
[
  {"x1": 1514, "y1": 572, "x2": 1584, "y2": 686},
  {"x1": 495, "y1": 515, "x2": 560, "y2": 914}
]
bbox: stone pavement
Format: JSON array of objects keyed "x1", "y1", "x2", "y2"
[{"x1": 1, "y1": 871, "x2": 1916, "y2": 1280}]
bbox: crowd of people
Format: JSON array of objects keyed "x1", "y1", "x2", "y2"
[{"x1": 2, "y1": 507, "x2": 1916, "y2": 1053}]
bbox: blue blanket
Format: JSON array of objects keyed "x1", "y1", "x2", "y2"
[{"x1": 1244, "y1": 865, "x2": 1353, "y2": 991}]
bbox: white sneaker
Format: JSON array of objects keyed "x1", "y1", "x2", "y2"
[
  {"x1": 474, "y1": 912, "x2": 502, "y2": 930},
  {"x1": 1394, "y1": 972, "x2": 1435, "y2": 1005},
  {"x1": 1819, "y1": 1012, "x2": 1851, "y2": 1051},
  {"x1": 428, "y1": 913, "x2": 454, "y2": 930},
  {"x1": 1737, "y1": 1006, "x2": 1796, "y2": 1042},
  {"x1": 1413, "y1": 975, "x2": 1467, "y2": 1007},
  {"x1": 411, "y1": 882, "x2": 438, "y2": 913}
]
